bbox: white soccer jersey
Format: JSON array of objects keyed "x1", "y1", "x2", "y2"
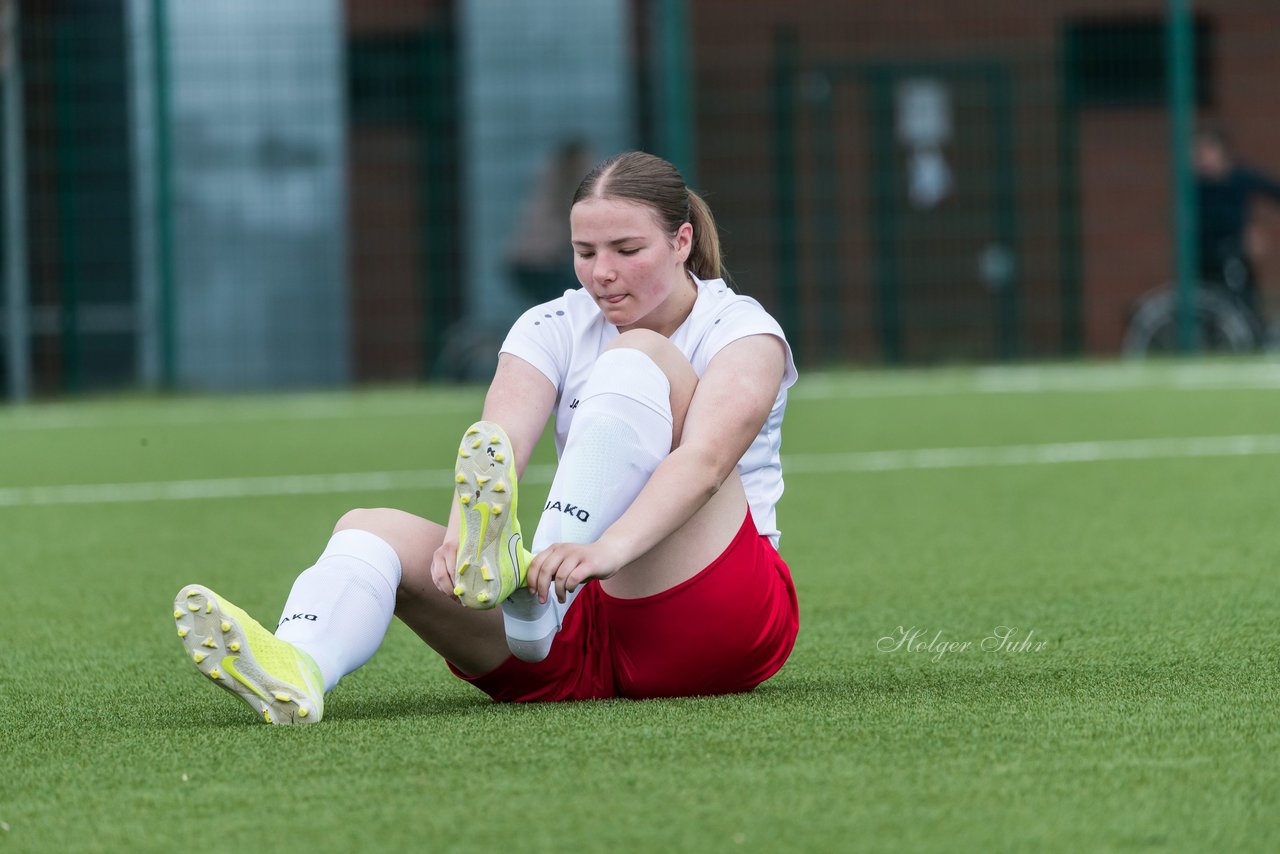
[{"x1": 499, "y1": 274, "x2": 798, "y2": 545}]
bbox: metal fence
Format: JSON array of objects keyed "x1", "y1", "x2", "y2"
[{"x1": 3, "y1": 0, "x2": 1278, "y2": 399}]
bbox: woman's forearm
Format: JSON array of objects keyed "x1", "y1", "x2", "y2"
[{"x1": 595, "y1": 444, "x2": 726, "y2": 566}]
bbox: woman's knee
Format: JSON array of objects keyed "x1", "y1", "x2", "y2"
[
  {"x1": 602, "y1": 330, "x2": 697, "y2": 441},
  {"x1": 333, "y1": 508, "x2": 445, "y2": 577},
  {"x1": 334, "y1": 507, "x2": 401, "y2": 536},
  {"x1": 606, "y1": 329, "x2": 693, "y2": 378},
  {"x1": 606, "y1": 327, "x2": 670, "y2": 354}
]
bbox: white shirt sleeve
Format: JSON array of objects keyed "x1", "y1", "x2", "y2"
[
  {"x1": 700, "y1": 299, "x2": 799, "y2": 389},
  {"x1": 499, "y1": 299, "x2": 572, "y2": 391}
]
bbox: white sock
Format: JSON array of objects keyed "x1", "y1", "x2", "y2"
[
  {"x1": 275, "y1": 529, "x2": 402, "y2": 692},
  {"x1": 503, "y1": 348, "x2": 673, "y2": 661}
]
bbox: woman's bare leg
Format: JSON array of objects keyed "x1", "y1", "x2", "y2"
[{"x1": 332, "y1": 508, "x2": 511, "y2": 677}]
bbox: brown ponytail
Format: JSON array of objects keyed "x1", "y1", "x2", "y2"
[
  {"x1": 573, "y1": 151, "x2": 725, "y2": 280},
  {"x1": 684, "y1": 189, "x2": 723, "y2": 279}
]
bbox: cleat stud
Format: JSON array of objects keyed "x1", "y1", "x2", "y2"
[
  {"x1": 273, "y1": 692, "x2": 292, "y2": 703},
  {"x1": 201, "y1": 637, "x2": 216, "y2": 649},
  {"x1": 476, "y1": 475, "x2": 490, "y2": 485},
  {"x1": 471, "y1": 438, "x2": 482, "y2": 449},
  {"x1": 298, "y1": 707, "x2": 309, "y2": 718},
  {"x1": 458, "y1": 561, "x2": 470, "y2": 575},
  {"x1": 173, "y1": 609, "x2": 183, "y2": 619},
  {"x1": 186, "y1": 590, "x2": 199, "y2": 598},
  {"x1": 493, "y1": 482, "x2": 506, "y2": 493},
  {"x1": 205, "y1": 602, "x2": 213, "y2": 614},
  {"x1": 492, "y1": 504, "x2": 503, "y2": 515},
  {"x1": 209, "y1": 669, "x2": 222, "y2": 680},
  {"x1": 453, "y1": 584, "x2": 466, "y2": 597},
  {"x1": 480, "y1": 565, "x2": 494, "y2": 582},
  {"x1": 466, "y1": 427, "x2": 480, "y2": 436},
  {"x1": 459, "y1": 449, "x2": 470, "y2": 459},
  {"x1": 493, "y1": 452, "x2": 505, "y2": 463},
  {"x1": 476, "y1": 591, "x2": 491, "y2": 604},
  {"x1": 228, "y1": 642, "x2": 241, "y2": 652},
  {"x1": 262, "y1": 709, "x2": 273, "y2": 723},
  {"x1": 455, "y1": 473, "x2": 467, "y2": 484},
  {"x1": 177, "y1": 627, "x2": 189, "y2": 638},
  {"x1": 192, "y1": 652, "x2": 206, "y2": 664},
  {"x1": 220, "y1": 621, "x2": 231, "y2": 633},
  {"x1": 489, "y1": 434, "x2": 501, "y2": 444},
  {"x1": 188, "y1": 603, "x2": 200, "y2": 612},
  {"x1": 460, "y1": 494, "x2": 471, "y2": 505}
]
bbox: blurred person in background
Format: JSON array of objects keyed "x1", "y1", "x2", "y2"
[
  {"x1": 506, "y1": 137, "x2": 596, "y2": 305},
  {"x1": 1194, "y1": 126, "x2": 1280, "y2": 321}
]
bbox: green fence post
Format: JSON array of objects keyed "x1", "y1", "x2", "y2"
[
  {"x1": 151, "y1": 0, "x2": 176, "y2": 387},
  {"x1": 771, "y1": 28, "x2": 800, "y2": 352},
  {"x1": 420, "y1": 27, "x2": 459, "y2": 379},
  {"x1": 652, "y1": 0, "x2": 695, "y2": 184},
  {"x1": 813, "y1": 82, "x2": 842, "y2": 361},
  {"x1": 868, "y1": 67, "x2": 903, "y2": 364},
  {"x1": 3, "y1": 0, "x2": 31, "y2": 401},
  {"x1": 1056, "y1": 30, "x2": 1083, "y2": 357},
  {"x1": 991, "y1": 66, "x2": 1020, "y2": 360},
  {"x1": 53, "y1": 20, "x2": 81, "y2": 392},
  {"x1": 1166, "y1": 0, "x2": 1198, "y2": 354}
]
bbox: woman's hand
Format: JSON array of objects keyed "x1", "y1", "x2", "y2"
[
  {"x1": 526, "y1": 538, "x2": 629, "y2": 604},
  {"x1": 430, "y1": 535, "x2": 462, "y2": 603}
]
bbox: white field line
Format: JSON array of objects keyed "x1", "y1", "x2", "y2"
[
  {"x1": 780, "y1": 434, "x2": 1280, "y2": 474},
  {"x1": 0, "y1": 464, "x2": 557, "y2": 509},
  {"x1": 791, "y1": 361, "x2": 1280, "y2": 399},
  {"x1": 0, "y1": 392, "x2": 483, "y2": 432},
  {"x1": 4, "y1": 435, "x2": 1280, "y2": 509},
  {"x1": 4, "y1": 362, "x2": 1280, "y2": 433}
]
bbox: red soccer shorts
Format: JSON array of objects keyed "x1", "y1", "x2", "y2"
[{"x1": 449, "y1": 509, "x2": 800, "y2": 702}]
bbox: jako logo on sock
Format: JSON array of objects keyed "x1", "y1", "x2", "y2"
[
  {"x1": 543, "y1": 500, "x2": 590, "y2": 522},
  {"x1": 278, "y1": 613, "x2": 318, "y2": 627}
]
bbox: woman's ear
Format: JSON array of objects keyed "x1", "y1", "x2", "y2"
[{"x1": 673, "y1": 221, "x2": 694, "y2": 264}]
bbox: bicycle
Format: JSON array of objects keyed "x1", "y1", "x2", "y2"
[{"x1": 1122, "y1": 252, "x2": 1273, "y2": 356}]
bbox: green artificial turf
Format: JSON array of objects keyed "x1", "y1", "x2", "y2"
[{"x1": 1, "y1": 360, "x2": 1278, "y2": 852}]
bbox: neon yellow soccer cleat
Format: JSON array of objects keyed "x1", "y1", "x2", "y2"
[
  {"x1": 452, "y1": 420, "x2": 532, "y2": 609},
  {"x1": 172, "y1": 584, "x2": 324, "y2": 724}
]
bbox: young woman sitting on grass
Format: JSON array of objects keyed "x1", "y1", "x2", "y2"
[{"x1": 171, "y1": 151, "x2": 799, "y2": 721}]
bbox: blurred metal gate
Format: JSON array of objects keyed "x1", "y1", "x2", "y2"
[{"x1": 776, "y1": 50, "x2": 1020, "y2": 364}]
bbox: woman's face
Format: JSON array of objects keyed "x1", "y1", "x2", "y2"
[{"x1": 570, "y1": 196, "x2": 693, "y2": 331}]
